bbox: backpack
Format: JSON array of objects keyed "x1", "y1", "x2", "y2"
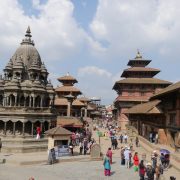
[{"x1": 146, "y1": 168, "x2": 154, "y2": 178}]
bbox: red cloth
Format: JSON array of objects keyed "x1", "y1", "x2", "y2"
[
  {"x1": 104, "y1": 169, "x2": 111, "y2": 176},
  {"x1": 133, "y1": 155, "x2": 139, "y2": 166},
  {"x1": 107, "y1": 150, "x2": 112, "y2": 164},
  {"x1": 37, "y1": 127, "x2": 41, "y2": 134},
  {"x1": 139, "y1": 167, "x2": 145, "y2": 175}
]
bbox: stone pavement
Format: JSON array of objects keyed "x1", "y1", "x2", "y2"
[{"x1": 0, "y1": 157, "x2": 140, "y2": 180}]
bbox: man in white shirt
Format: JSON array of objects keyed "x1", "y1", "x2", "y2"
[
  {"x1": 124, "y1": 134, "x2": 128, "y2": 144},
  {"x1": 124, "y1": 147, "x2": 130, "y2": 168}
]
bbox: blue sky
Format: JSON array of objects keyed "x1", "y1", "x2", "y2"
[{"x1": 0, "y1": 0, "x2": 180, "y2": 104}]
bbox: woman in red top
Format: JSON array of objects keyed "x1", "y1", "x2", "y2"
[
  {"x1": 139, "y1": 160, "x2": 146, "y2": 180},
  {"x1": 107, "y1": 147, "x2": 113, "y2": 164},
  {"x1": 133, "y1": 152, "x2": 139, "y2": 171}
]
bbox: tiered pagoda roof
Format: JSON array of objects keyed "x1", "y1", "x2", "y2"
[
  {"x1": 113, "y1": 51, "x2": 172, "y2": 104},
  {"x1": 113, "y1": 51, "x2": 172, "y2": 91},
  {"x1": 55, "y1": 73, "x2": 83, "y2": 106},
  {"x1": 121, "y1": 51, "x2": 160, "y2": 78}
]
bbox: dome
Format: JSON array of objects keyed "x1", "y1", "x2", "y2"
[{"x1": 11, "y1": 27, "x2": 42, "y2": 69}]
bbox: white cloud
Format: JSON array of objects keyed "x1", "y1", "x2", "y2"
[
  {"x1": 90, "y1": 0, "x2": 180, "y2": 58},
  {"x1": 78, "y1": 66, "x2": 112, "y2": 78},
  {"x1": 0, "y1": 0, "x2": 103, "y2": 62}
]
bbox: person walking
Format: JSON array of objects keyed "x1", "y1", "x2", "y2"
[
  {"x1": 69, "y1": 141, "x2": 74, "y2": 156},
  {"x1": 36, "y1": 126, "x2": 41, "y2": 139},
  {"x1": 146, "y1": 162, "x2": 155, "y2": 180},
  {"x1": 119, "y1": 134, "x2": 123, "y2": 143},
  {"x1": 133, "y1": 152, "x2": 139, "y2": 172},
  {"x1": 120, "y1": 147, "x2": 125, "y2": 165},
  {"x1": 124, "y1": 147, "x2": 130, "y2": 168},
  {"x1": 135, "y1": 136, "x2": 139, "y2": 147},
  {"x1": 124, "y1": 134, "x2": 128, "y2": 144},
  {"x1": 79, "y1": 141, "x2": 83, "y2": 155},
  {"x1": 83, "y1": 138, "x2": 88, "y2": 155},
  {"x1": 139, "y1": 160, "x2": 146, "y2": 180},
  {"x1": 107, "y1": 147, "x2": 113, "y2": 164},
  {"x1": 103, "y1": 153, "x2": 111, "y2": 176}
]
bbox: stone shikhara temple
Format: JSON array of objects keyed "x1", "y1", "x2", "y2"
[{"x1": 0, "y1": 27, "x2": 56, "y2": 152}]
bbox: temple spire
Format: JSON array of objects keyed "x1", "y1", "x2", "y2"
[
  {"x1": 25, "y1": 26, "x2": 32, "y2": 38},
  {"x1": 135, "y1": 49, "x2": 142, "y2": 59},
  {"x1": 21, "y1": 26, "x2": 34, "y2": 45}
]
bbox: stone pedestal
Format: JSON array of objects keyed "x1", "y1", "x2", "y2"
[{"x1": 90, "y1": 143, "x2": 101, "y2": 160}]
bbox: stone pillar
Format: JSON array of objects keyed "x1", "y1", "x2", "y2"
[
  {"x1": 67, "y1": 101, "x2": 71, "y2": 117},
  {"x1": 3, "y1": 96, "x2": 5, "y2": 106},
  {"x1": 31, "y1": 123, "x2": 34, "y2": 137},
  {"x1": 15, "y1": 95, "x2": 17, "y2": 106},
  {"x1": 84, "y1": 108, "x2": 87, "y2": 118},
  {"x1": 22, "y1": 122, "x2": 25, "y2": 137},
  {"x1": 40, "y1": 122, "x2": 43, "y2": 133},
  {"x1": 29, "y1": 97, "x2": 32, "y2": 107},
  {"x1": 33, "y1": 97, "x2": 35, "y2": 108},
  {"x1": 7, "y1": 96, "x2": 9, "y2": 106},
  {"x1": 10, "y1": 96, "x2": 12, "y2": 107},
  {"x1": 24, "y1": 97, "x2": 26, "y2": 107},
  {"x1": 13, "y1": 122, "x2": 16, "y2": 136},
  {"x1": 40, "y1": 97, "x2": 43, "y2": 108},
  {"x1": 4, "y1": 121, "x2": 7, "y2": 135}
]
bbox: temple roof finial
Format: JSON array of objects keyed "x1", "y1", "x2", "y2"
[
  {"x1": 135, "y1": 49, "x2": 142, "y2": 59},
  {"x1": 25, "y1": 26, "x2": 32, "y2": 38}
]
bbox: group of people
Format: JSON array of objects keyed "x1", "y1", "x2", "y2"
[
  {"x1": 68, "y1": 127, "x2": 94, "y2": 156},
  {"x1": 104, "y1": 145, "x2": 164, "y2": 180}
]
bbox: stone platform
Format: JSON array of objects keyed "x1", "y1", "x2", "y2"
[{"x1": 1, "y1": 138, "x2": 48, "y2": 153}]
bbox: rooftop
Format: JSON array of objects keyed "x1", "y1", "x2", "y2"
[
  {"x1": 125, "y1": 100, "x2": 162, "y2": 114},
  {"x1": 151, "y1": 81, "x2": 180, "y2": 99}
]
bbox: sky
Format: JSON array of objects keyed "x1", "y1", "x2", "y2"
[{"x1": 0, "y1": 0, "x2": 180, "y2": 105}]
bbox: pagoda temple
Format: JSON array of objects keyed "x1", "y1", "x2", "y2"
[
  {"x1": 0, "y1": 27, "x2": 56, "y2": 152},
  {"x1": 55, "y1": 74, "x2": 87, "y2": 131},
  {"x1": 113, "y1": 51, "x2": 172, "y2": 130}
]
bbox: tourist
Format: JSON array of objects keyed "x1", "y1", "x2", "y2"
[
  {"x1": 155, "y1": 164, "x2": 161, "y2": 180},
  {"x1": 0, "y1": 138, "x2": 2, "y2": 152},
  {"x1": 133, "y1": 152, "x2": 139, "y2": 172},
  {"x1": 120, "y1": 147, "x2": 125, "y2": 165},
  {"x1": 114, "y1": 137, "x2": 118, "y2": 149},
  {"x1": 36, "y1": 126, "x2": 41, "y2": 139},
  {"x1": 119, "y1": 134, "x2": 123, "y2": 144},
  {"x1": 75, "y1": 132, "x2": 80, "y2": 146},
  {"x1": 79, "y1": 141, "x2": 83, "y2": 155},
  {"x1": 124, "y1": 133, "x2": 128, "y2": 144},
  {"x1": 71, "y1": 132, "x2": 76, "y2": 146},
  {"x1": 146, "y1": 162, "x2": 155, "y2": 180},
  {"x1": 135, "y1": 136, "x2": 139, "y2": 147},
  {"x1": 160, "y1": 153, "x2": 165, "y2": 167},
  {"x1": 69, "y1": 141, "x2": 74, "y2": 156},
  {"x1": 124, "y1": 147, "x2": 130, "y2": 168},
  {"x1": 103, "y1": 153, "x2": 111, "y2": 176},
  {"x1": 83, "y1": 138, "x2": 88, "y2": 155},
  {"x1": 139, "y1": 160, "x2": 146, "y2": 180},
  {"x1": 151, "y1": 151, "x2": 158, "y2": 169},
  {"x1": 107, "y1": 147, "x2": 113, "y2": 164}
]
